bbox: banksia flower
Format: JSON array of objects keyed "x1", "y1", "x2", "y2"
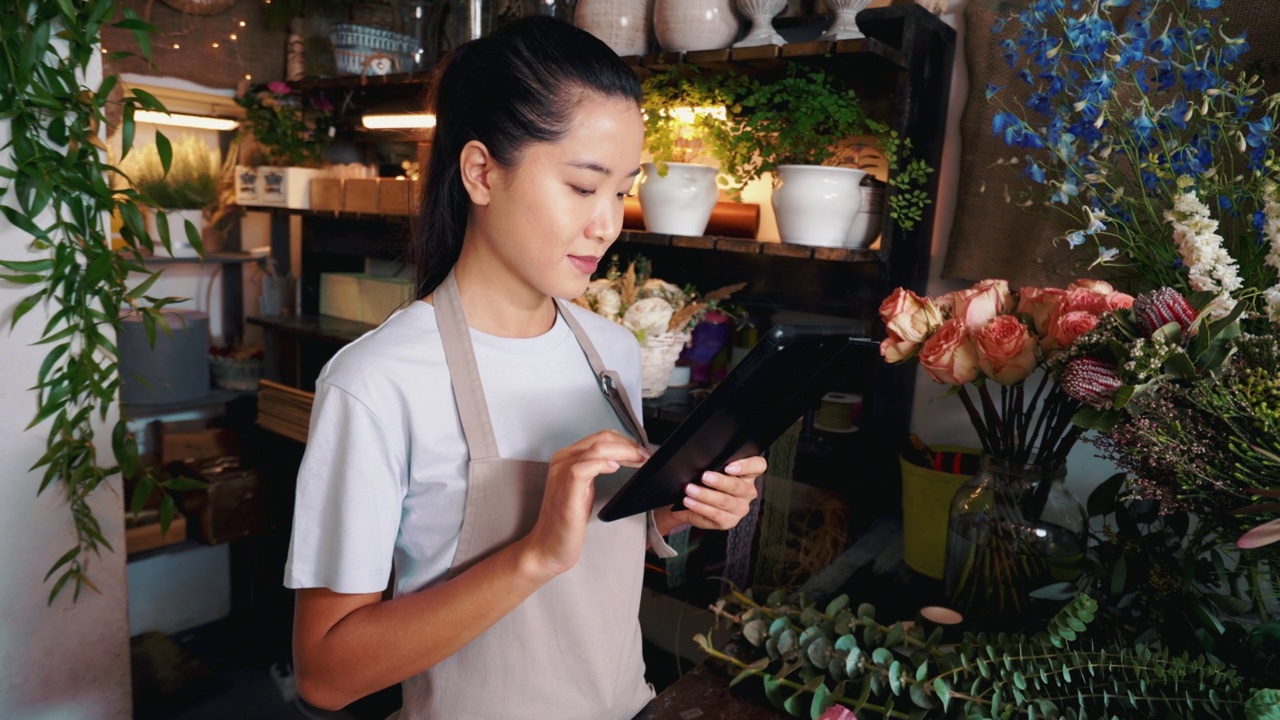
[
  {"x1": 1133, "y1": 287, "x2": 1196, "y2": 337},
  {"x1": 1061, "y1": 357, "x2": 1123, "y2": 408}
]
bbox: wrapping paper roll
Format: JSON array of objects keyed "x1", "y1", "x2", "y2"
[{"x1": 624, "y1": 197, "x2": 761, "y2": 238}]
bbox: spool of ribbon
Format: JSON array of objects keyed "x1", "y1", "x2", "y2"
[{"x1": 813, "y1": 392, "x2": 862, "y2": 433}]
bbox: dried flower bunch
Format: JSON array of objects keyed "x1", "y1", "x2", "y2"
[{"x1": 573, "y1": 255, "x2": 744, "y2": 344}]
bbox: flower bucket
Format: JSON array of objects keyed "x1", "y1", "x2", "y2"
[
  {"x1": 900, "y1": 445, "x2": 979, "y2": 579},
  {"x1": 640, "y1": 330, "x2": 692, "y2": 398}
]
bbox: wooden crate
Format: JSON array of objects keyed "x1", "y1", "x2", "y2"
[
  {"x1": 174, "y1": 457, "x2": 266, "y2": 545},
  {"x1": 309, "y1": 177, "x2": 344, "y2": 212},
  {"x1": 344, "y1": 178, "x2": 381, "y2": 214},
  {"x1": 161, "y1": 427, "x2": 239, "y2": 465},
  {"x1": 378, "y1": 178, "x2": 412, "y2": 216}
]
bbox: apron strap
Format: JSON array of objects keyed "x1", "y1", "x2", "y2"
[
  {"x1": 556, "y1": 300, "x2": 650, "y2": 449},
  {"x1": 435, "y1": 271, "x2": 502, "y2": 460}
]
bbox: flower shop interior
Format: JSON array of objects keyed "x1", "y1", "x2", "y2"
[{"x1": 3, "y1": 0, "x2": 1280, "y2": 719}]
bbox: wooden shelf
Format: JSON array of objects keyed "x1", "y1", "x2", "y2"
[
  {"x1": 247, "y1": 314, "x2": 377, "y2": 344},
  {"x1": 123, "y1": 387, "x2": 257, "y2": 422},
  {"x1": 137, "y1": 251, "x2": 267, "y2": 266},
  {"x1": 620, "y1": 231, "x2": 881, "y2": 264},
  {"x1": 288, "y1": 34, "x2": 906, "y2": 95}
]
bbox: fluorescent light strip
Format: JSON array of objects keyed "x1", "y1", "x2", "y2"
[
  {"x1": 135, "y1": 110, "x2": 240, "y2": 131},
  {"x1": 362, "y1": 113, "x2": 437, "y2": 130}
]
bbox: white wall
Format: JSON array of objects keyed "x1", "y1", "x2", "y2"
[
  {"x1": 0, "y1": 56, "x2": 132, "y2": 719},
  {"x1": 908, "y1": 0, "x2": 1117, "y2": 502}
]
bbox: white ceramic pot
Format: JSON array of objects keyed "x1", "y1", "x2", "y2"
[
  {"x1": 771, "y1": 165, "x2": 867, "y2": 247},
  {"x1": 654, "y1": 0, "x2": 740, "y2": 53},
  {"x1": 145, "y1": 208, "x2": 205, "y2": 258},
  {"x1": 574, "y1": 0, "x2": 655, "y2": 57},
  {"x1": 819, "y1": 0, "x2": 872, "y2": 41},
  {"x1": 259, "y1": 166, "x2": 320, "y2": 209},
  {"x1": 638, "y1": 162, "x2": 720, "y2": 237},
  {"x1": 844, "y1": 183, "x2": 885, "y2": 248},
  {"x1": 733, "y1": 0, "x2": 786, "y2": 47}
]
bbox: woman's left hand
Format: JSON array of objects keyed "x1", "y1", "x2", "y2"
[{"x1": 657, "y1": 456, "x2": 766, "y2": 532}]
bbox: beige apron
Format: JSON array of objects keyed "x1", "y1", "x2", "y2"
[{"x1": 401, "y1": 272, "x2": 656, "y2": 719}]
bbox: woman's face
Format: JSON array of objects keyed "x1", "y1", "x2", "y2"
[{"x1": 467, "y1": 92, "x2": 645, "y2": 302}]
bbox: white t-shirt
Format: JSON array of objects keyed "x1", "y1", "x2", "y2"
[{"x1": 283, "y1": 300, "x2": 645, "y2": 596}]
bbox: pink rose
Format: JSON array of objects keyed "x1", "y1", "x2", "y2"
[
  {"x1": 974, "y1": 315, "x2": 1037, "y2": 384},
  {"x1": 886, "y1": 298, "x2": 944, "y2": 345},
  {"x1": 947, "y1": 280, "x2": 1014, "y2": 330},
  {"x1": 819, "y1": 707, "x2": 858, "y2": 720},
  {"x1": 880, "y1": 333, "x2": 918, "y2": 363},
  {"x1": 267, "y1": 80, "x2": 292, "y2": 96},
  {"x1": 918, "y1": 318, "x2": 980, "y2": 385},
  {"x1": 1016, "y1": 287, "x2": 1067, "y2": 335},
  {"x1": 1067, "y1": 278, "x2": 1115, "y2": 294},
  {"x1": 1041, "y1": 310, "x2": 1100, "y2": 353},
  {"x1": 879, "y1": 287, "x2": 925, "y2": 325},
  {"x1": 1101, "y1": 292, "x2": 1134, "y2": 311}
]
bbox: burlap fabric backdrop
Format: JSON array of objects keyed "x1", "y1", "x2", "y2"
[{"x1": 943, "y1": 0, "x2": 1280, "y2": 288}]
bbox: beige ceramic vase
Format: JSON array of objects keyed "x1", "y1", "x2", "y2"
[
  {"x1": 653, "y1": 0, "x2": 741, "y2": 53},
  {"x1": 574, "y1": 0, "x2": 655, "y2": 56}
]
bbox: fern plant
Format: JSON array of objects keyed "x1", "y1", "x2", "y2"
[{"x1": 697, "y1": 589, "x2": 1279, "y2": 719}]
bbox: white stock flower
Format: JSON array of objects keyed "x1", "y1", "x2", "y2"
[
  {"x1": 640, "y1": 278, "x2": 685, "y2": 306},
  {"x1": 622, "y1": 297, "x2": 675, "y2": 339},
  {"x1": 1165, "y1": 189, "x2": 1241, "y2": 319},
  {"x1": 1261, "y1": 188, "x2": 1280, "y2": 322},
  {"x1": 1263, "y1": 287, "x2": 1280, "y2": 323}
]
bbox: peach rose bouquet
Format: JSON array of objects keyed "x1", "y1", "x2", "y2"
[{"x1": 879, "y1": 278, "x2": 1134, "y2": 471}]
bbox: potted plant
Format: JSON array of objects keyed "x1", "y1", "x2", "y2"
[
  {"x1": 234, "y1": 80, "x2": 335, "y2": 209},
  {"x1": 117, "y1": 136, "x2": 219, "y2": 258},
  {"x1": 715, "y1": 65, "x2": 890, "y2": 247},
  {"x1": 639, "y1": 66, "x2": 748, "y2": 236}
]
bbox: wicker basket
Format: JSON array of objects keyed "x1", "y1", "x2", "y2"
[
  {"x1": 334, "y1": 47, "x2": 408, "y2": 76},
  {"x1": 639, "y1": 330, "x2": 692, "y2": 398}
]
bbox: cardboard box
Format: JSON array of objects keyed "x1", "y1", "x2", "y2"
[
  {"x1": 344, "y1": 178, "x2": 381, "y2": 214},
  {"x1": 309, "y1": 177, "x2": 344, "y2": 212},
  {"x1": 319, "y1": 272, "x2": 364, "y2": 323},
  {"x1": 359, "y1": 275, "x2": 414, "y2": 325},
  {"x1": 378, "y1": 178, "x2": 412, "y2": 216}
]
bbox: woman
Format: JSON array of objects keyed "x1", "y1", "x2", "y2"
[{"x1": 284, "y1": 16, "x2": 764, "y2": 719}]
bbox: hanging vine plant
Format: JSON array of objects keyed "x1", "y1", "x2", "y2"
[{"x1": 1, "y1": 1, "x2": 201, "y2": 603}]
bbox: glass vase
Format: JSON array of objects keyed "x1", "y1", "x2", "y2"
[{"x1": 943, "y1": 455, "x2": 1087, "y2": 632}]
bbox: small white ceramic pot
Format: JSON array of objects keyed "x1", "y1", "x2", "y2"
[
  {"x1": 638, "y1": 162, "x2": 720, "y2": 236},
  {"x1": 771, "y1": 165, "x2": 867, "y2": 247},
  {"x1": 819, "y1": 0, "x2": 873, "y2": 41},
  {"x1": 653, "y1": 0, "x2": 741, "y2": 53},
  {"x1": 844, "y1": 183, "x2": 885, "y2": 248},
  {"x1": 733, "y1": 0, "x2": 786, "y2": 47}
]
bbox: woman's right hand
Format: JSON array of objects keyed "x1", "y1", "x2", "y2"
[{"x1": 521, "y1": 429, "x2": 649, "y2": 578}]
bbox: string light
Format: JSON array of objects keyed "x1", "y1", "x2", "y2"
[
  {"x1": 172, "y1": 43, "x2": 180, "y2": 49},
  {"x1": 212, "y1": 42, "x2": 219, "y2": 48},
  {"x1": 245, "y1": 74, "x2": 252, "y2": 80},
  {"x1": 239, "y1": 21, "x2": 246, "y2": 27},
  {"x1": 229, "y1": 33, "x2": 237, "y2": 41}
]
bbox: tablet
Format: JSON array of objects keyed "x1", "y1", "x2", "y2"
[{"x1": 598, "y1": 324, "x2": 871, "y2": 522}]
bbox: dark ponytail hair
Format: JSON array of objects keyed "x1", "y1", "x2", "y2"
[{"x1": 410, "y1": 16, "x2": 642, "y2": 298}]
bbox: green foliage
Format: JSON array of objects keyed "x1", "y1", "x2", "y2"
[
  {"x1": 235, "y1": 82, "x2": 334, "y2": 167},
  {"x1": 641, "y1": 66, "x2": 751, "y2": 182},
  {"x1": 116, "y1": 136, "x2": 219, "y2": 210},
  {"x1": 701, "y1": 588, "x2": 1278, "y2": 719},
  {"x1": 0, "y1": 1, "x2": 188, "y2": 603},
  {"x1": 717, "y1": 64, "x2": 890, "y2": 186}
]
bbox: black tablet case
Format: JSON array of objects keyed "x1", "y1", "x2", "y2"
[{"x1": 598, "y1": 324, "x2": 870, "y2": 522}]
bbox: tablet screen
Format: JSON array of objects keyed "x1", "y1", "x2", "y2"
[{"x1": 598, "y1": 324, "x2": 870, "y2": 522}]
